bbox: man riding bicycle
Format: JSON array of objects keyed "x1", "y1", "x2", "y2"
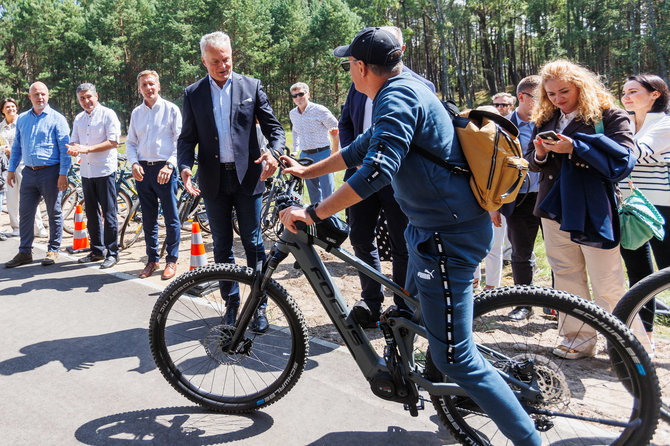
[{"x1": 279, "y1": 27, "x2": 541, "y2": 446}]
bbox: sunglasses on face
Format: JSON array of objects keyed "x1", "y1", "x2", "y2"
[
  {"x1": 340, "y1": 61, "x2": 351, "y2": 72},
  {"x1": 521, "y1": 92, "x2": 535, "y2": 100},
  {"x1": 291, "y1": 92, "x2": 306, "y2": 98},
  {"x1": 493, "y1": 103, "x2": 511, "y2": 108}
]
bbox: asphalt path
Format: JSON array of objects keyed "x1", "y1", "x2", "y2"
[{"x1": 0, "y1": 238, "x2": 454, "y2": 446}]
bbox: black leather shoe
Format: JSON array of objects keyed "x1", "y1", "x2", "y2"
[
  {"x1": 223, "y1": 305, "x2": 239, "y2": 326},
  {"x1": 78, "y1": 252, "x2": 105, "y2": 263},
  {"x1": 6, "y1": 252, "x2": 33, "y2": 268},
  {"x1": 351, "y1": 300, "x2": 381, "y2": 329},
  {"x1": 508, "y1": 306, "x2": 533, "y2": 321},
  {"x1": 251, "y1": 307, "x2": 269, "y2": 333},
  {"x1": 100, "y1": 257, "x2": 118, "y2": 269}
]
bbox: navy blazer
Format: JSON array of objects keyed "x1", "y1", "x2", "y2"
[
  {"x1": 177, "y1": 74, "x2": 285, "y2": 197},
  {"x1": 527, "y1": 108, "x2": 635, "y2": 248}
]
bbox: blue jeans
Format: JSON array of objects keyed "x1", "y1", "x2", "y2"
[
  {"x1": 405, "y1": 216, "x2": 540, "y2": 446},
  {"x1": 348, "y1": 184, "x2": 408, "y2": 312},
  {"x1": 19, "y1": 165, "x2": 62, "y2": 253},
  {"x1": 204, "y1": 165, "x2": 266, "y2": 307},
  {"x1": 136, "y1": 162, "x2": 180, "y2": 263},
  {"x1": 301, "y1": 148, "x2": 335, "y2": 203},
  {"x1": 82, "y1": 173, "x2": 118, "y2": 258}
]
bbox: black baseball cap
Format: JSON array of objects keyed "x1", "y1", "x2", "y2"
[{"x1": 333, "y1": 27, "x2": 402, "y2": 66}]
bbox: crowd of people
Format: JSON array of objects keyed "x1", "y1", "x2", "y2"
[{"x1": 1, "y1": 25, "x2": 669, "y2": 444}]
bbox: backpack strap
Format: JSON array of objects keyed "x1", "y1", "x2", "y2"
[{"x1": 409, "y1": 142, "x2": 471, "y2": 176}]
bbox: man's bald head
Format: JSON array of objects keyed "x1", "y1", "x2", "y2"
[
  {"x1": 28, "y1": 82, "x2": 49, "y2": 114},
  {"x1": 29, "y1": 81, "x2": 48, "y2": 94}
]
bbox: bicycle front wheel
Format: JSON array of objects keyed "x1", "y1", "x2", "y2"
[
  {"x1": 149, "y1": 263, "x2": 308, "y2": 412},
  {"x1": 428, "y1": 286, "x2": 660, "y2": 446},
  {"x1": 614, "y1": 267, "x2": 670, "y2": 422}
]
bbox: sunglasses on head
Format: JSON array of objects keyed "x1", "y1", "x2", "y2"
[{"x1": 291, "y1": 92, "x2": 306, "y2": 98}]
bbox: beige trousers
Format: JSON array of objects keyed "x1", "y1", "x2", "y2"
[{"x1": 542, "y1": 219, "x2": 650, "y2": 354}]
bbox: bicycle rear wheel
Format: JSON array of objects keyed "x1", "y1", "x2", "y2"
[
  {"x1": 119, "y1": 200, "x2": 143, "y2": 250},
  {"x1": 149, "y1": 264, "x2": 308, "y2": 412},
  {"x1": 614, "y1": 267, "x2": 670, "y2": 423},
  {"x1": 61, "y1": 186, "x2": 84, "y2": 234},
  {"x1": 428, "y1": 286, "x2": 660, "y2": 445},
  {"x1": 116, "y1": 189, "x2": 133, "y2": 227}
]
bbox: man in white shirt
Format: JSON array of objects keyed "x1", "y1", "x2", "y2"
[
  {"x1": 126, "y1": 70, "x2": 182, "y2": 280},
  {"x1": 288, "y1": 82, "x2": 339, "y2": 203},
  {"x1": 66, "y1": 83, "x2": 121, "y2": 269}
]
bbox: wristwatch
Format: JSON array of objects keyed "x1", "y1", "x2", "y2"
[
  {"x1": 166, "y1": 161, "x2": 176, "y2": 170},
  {"x1": 306, "y1": 203, "x2": 323, "y2": 224}
]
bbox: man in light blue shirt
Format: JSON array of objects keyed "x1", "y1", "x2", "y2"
[
  {"x1": 6, "y1": 82, "x2": 70, "y2": 268},
  {"x1": 500, "y1": 75, "x2": 542, "y2": 320}
]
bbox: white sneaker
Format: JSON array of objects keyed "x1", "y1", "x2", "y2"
[
  {"x1": 36, "y1": 229, "x2": 49, "y2": 238},
  {"x1": 11, "y1": 229, "x2": 20, "y2": 237}
]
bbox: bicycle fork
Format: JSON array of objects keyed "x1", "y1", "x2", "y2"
[{"x1": 224, "y1": 246, "x2": 288, "y2": 353}]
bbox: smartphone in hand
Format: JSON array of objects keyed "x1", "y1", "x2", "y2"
[{"x1": 537, "y1": 130, "x2": 560, "y2": 143}]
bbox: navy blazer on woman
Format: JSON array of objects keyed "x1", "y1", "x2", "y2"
[{"x1": 177, "y1": 73, "x2": 285, "y2": 197}]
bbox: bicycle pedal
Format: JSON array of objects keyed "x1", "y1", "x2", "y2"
[{"x1": 403, "y1": 400, "x2": 424, "y2": 417}]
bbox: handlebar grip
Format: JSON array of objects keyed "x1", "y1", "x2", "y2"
[{"x1": 295, "y1": 221, "x2": 308, "y2": 232}]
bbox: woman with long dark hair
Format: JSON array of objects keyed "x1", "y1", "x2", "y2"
[{"x1": 619, "y1": 74, "x2": 670, "y2": 346}]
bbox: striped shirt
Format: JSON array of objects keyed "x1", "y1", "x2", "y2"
[{"x1": 619, "y1": 112, "x2": 670, "y2": 207}]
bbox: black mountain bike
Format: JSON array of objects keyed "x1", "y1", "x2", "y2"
[{"x1": 149, "y1": 152, "x2": 661, "y2": 445}]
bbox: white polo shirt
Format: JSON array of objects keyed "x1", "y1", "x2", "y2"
[{"x1": 70, "y1": 104, "x2": 121, "y2": 178}]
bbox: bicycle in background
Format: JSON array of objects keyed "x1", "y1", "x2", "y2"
[{"x1": 614, "y1": 266, "x2": 670, "y2": 423}]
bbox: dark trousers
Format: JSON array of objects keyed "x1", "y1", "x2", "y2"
[
  {"x1": 204, "y1": 165, "x2": 266, "y2": 307},
  {"x1": 19, "y1": 165, "x2": 62, "y2": 253},
  {"x1": 82, "y1": 173, "x2": 118, "y2": 258},
  {"x1": 136, "y1": 162, "x2": 180, "y2": 263},
  {"x1": 348, "y1": 184, "x2": 408, "y2": 312},
  {"x1": 505, "y1": 192, "x2": 541, "y2": 285},
  {"x1": 621, "y1": 204, "x2": 670, "y2": 331}
]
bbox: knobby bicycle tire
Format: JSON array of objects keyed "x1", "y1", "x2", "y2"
[
  {"x1": 149, "y1": 264, "x2": 309, "y2": 413},
  {"x1": 426, "y1": 286, "x2": 660, "y2": 446},
  {"x1": 613, "y1": 267, "x2": 670, "y2": 423}
]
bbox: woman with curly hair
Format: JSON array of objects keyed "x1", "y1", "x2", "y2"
[{"x1": 526, "y1": 59, "x2": 642, "y2": 359}]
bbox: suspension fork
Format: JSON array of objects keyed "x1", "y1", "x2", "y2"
[{"x1": 224, "y1": 245, "x2": 288, "y2": 352}]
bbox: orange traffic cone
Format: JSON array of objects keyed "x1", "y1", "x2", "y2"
[
  {"x1": 190, "y1": 221, "x2": 207, "y2": 270},
  {"x1": 189, "y1": 221, "x2": 216, "y2": 295},
  {"x1": 68, "y1": 204, "x2": 90, "y2": 253}
]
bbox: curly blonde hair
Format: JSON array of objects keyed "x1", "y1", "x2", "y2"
[{"x1": 531, "y1": 59, "x2": 616, "y2": 127}]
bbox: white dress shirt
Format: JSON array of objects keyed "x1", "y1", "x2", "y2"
[
  {"x1": 209, "y1": 76, "x2": 234, "y2": 162},
  {"x1": 70, "y1": 104, "x2": 121, "y2": 178},
  {"x1": 125, "y1": 96, "x2": 181, "y2": 167}
]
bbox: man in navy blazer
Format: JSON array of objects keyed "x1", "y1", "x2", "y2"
[{"x1": 178, "y1": 31, "x2": 285, "y2": 332}]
